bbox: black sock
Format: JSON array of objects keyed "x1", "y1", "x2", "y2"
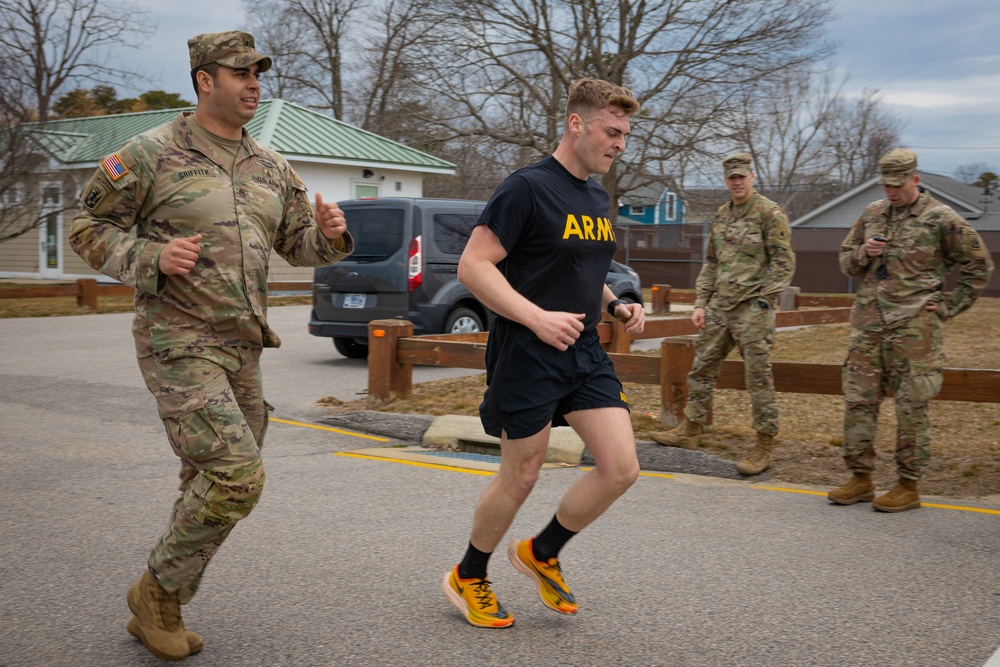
[
  {"x1": 458, "y1": 542, "x2": 491, "y2": 580},
  {"x1": 532, "y1": 515, "x2": 578, "y2": 562}
]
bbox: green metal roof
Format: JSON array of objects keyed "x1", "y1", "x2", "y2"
[{"x1": 21, "y1": 100, "x2": 455, "y2": 173}]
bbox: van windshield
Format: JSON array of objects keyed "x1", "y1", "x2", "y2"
[{"x1": 344, "y1": 208, "x2": 405, "y2": 262}]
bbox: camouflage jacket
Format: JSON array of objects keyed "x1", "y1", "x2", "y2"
[
  {"x1": 70, "y1": 112, "x2": 353, "y2": 355},
  {"x1": 694, "y1": 191, "x2": 795, "y2": 310},
  {"x1": 840, "y1": 191, "x2": 993, "y2": 330}
]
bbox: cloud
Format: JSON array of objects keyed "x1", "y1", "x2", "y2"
[{"x1": 880, "y1": 74, "x2": 1000, "y2": 110}]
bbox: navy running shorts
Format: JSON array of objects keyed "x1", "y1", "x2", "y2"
[{"x1": 479, "y1": 319, "x2": 629, "y2": 440}]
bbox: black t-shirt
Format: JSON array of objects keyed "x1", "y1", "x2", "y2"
[{"x1": 478, "y1": 156, "x2": 617, "y2": 331}]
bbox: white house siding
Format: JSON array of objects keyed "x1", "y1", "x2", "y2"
[{"x1": 291, "y1": 161, "x2": 424, "y2": 202}]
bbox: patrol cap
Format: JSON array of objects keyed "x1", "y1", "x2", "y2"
[
  {"x1": 723, "y1": 152, "x2": 753, "y2": 177},
  {"x1": 188, "y1": 31, "x2": 272, "y2": 73},
  {"x1": 878, "y1": 148, "x2": 918, "y2": 187}
]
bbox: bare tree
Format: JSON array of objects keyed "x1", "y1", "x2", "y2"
[
  {"x1": 349, "y1": 0, "x2": 443, "y2": 138},
  {"x1": 728, "y1": 68, "x2": 840, "y2": 218},
  {"x1": 245, "y1": 0, "x2": 366, "y2": 120},
  {"x1": 0, "y1": 0, "x2": 152, "y2": 245},
  {"x1": 399, "y1": 0, "x2": 835, "y2": 208},
  {"x1": 825, "y1": 87, "x2": 903, "y2": 193},
  {"x1": 726, "y1": 69, "x2": 902, "y2": 219},
  {"x1": 0, "y1": 0, "x2": 154, "y2": 122}
]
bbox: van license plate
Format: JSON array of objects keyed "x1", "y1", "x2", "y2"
[{"x1": 343, "y1": 294, "x2": 367, "y2": 308}]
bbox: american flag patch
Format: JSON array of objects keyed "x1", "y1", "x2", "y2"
[{"x1": 101, "y1": 153, "x2": 129, "y2": 181}]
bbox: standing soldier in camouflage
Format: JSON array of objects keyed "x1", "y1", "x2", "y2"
[
  {"x1": 651, "y1": 153, "x2": 795, "y2": 476},
  {"x1": 828, "y1": 148, "x2": 992, "y2": 512},
  {"x1": 70, "y1": 31, "x2": 353, "y2": 660}
]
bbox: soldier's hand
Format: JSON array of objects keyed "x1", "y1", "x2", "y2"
[
  {"x1": 315, "y1": 193, "x2": 347, "y2": 240},
  {"x1": 532, "y1": 310, "x2": 585, "y2": 351},
  {"x1": 158, "y1": 234, "x2": 202, "y2": 275},
  {"x1": 865, "y1": 236, "x2": 886, "y2": 257},
  {"x1": 691, "y1": 307, "x2": 706, "y2": 329}
]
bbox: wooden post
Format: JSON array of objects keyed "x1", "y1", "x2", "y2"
[
  {"x1": 77, "y1": 279, "x2": 98, "y2": 309},
  {"x1": 651, "y1": 284, "x2": 671, "y2": 314},
  {"x1": 368, "y1": 320, "x2": 413, "y2": 401},
  {"x1": 603, "y1": 313, "x2": 631, "y2": 354},
  {"x1": 780, "y1": 286, "x2": 800, "y2": 311},
  {"x1": 659, "y1": 338, "x2": 695, "y2": 427}
]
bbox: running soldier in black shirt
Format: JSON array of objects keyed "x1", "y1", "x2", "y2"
[{"x1": 443, "y1": 79, "x2": 644, "y2": 627}]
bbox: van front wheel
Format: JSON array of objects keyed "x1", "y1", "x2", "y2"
[
  {"x1": 444, "y1": 308, "x2": 484, "y2": 335},
  {"x1": 333, "y1": 337, "x2": 369, "y2": 359}
]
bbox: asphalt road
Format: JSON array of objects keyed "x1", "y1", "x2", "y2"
[{"x1": 1, "y1": 306, "x2": 998, "y2": 667}]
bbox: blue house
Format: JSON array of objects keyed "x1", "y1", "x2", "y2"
[{"x1": 617, "y1": 182, "x2": 685, "y2": 224}]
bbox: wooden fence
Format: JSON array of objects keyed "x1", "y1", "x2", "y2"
[
  {"x1": 367, "y1": 307, "x2": 1000, "y2": 424},
  {"x1": 649, "y1": 284, "x2": 855, "y2": 314},
  {"x1": 0, "y1": 278, "x2": 313, "y2": 309}
]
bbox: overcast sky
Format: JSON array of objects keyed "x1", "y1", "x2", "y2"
[{"x1": 119, "y1": 0, "x2": 1000, "y2": 181}]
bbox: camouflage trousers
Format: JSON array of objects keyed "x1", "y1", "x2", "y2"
[
  {"x1": 137, "y1": 345, "x2": 269, "y2": 604},
  {"x1": 842, "y1": 311, "x2": 944, "y2": 480},
  {"x1": 685, "y1": 299, "x2": 778, "y2": 435}
]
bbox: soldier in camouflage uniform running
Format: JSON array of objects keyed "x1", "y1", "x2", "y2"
[
  {"x1": 70, "y1": 31, "x2": 353, "y2": 660},
  {"x1": 828, "y1": 148, "x2": 992, "y2": 512},
  {"x1": 651, "y1": 153, "x2": 795, "y2": 476}
]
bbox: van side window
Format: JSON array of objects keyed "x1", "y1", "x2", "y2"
[
  {"x1": 433, "y1": 214, "x2": 479, "y2": 255},
  {"x1": 349, "y1": 208, "x2": 405, "y2": 261}
]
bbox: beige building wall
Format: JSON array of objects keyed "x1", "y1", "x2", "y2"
[{"x1": 0, "y1": 231, "x2": 37, "y2": 273}]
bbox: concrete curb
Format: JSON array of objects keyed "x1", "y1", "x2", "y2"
[
  {"x1": 320, "y1": 410, "x2": 763, "y2": 481},
  {"x1": 422, "y1": 414, "x2": 585, "y2": 465}
]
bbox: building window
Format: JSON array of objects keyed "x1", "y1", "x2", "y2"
[
  {"x1": 355, "y1": 183, "x2": 379, "y2": 198},
  {"x1": 631, "y1": 205, "x2": 645, "y2": 215},
  {"x1": 1, "y1": 184, "x2": 23, "y2": 207},
  {"x1": 42, "y1": 184, "x2": 61, "y2": 206}
]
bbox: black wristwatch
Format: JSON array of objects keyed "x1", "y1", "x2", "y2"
[{"x1": 607, "y1": 298, "x2": 629, "y2": 316}]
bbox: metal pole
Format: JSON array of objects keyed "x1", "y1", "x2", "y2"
[{"x1": 625, "y1": 223, "x2": 631, "y2": 264}]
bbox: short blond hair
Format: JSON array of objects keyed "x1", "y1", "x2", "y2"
[{"x1": 566, "y1": 78, "x2": 639, "y2": 121}]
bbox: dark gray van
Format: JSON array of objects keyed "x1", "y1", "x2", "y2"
[
  {"x1": 308, "y1": 197, "x2": 644, "y2": 359},
  {"x1": 309, "y1": 198, "x2": 489, "y2": 358}
]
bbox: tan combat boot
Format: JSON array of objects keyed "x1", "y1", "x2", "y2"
[
  {"x1": 128, "y1": 616, "x2": 203, "y2": 655},
  {"x1": 649, "y1": 418, "x2": 704, "y2": 450},
  {"x1": 736, "y1": 433, "x2": 773, "y2": 476},
  {"x1": 827, "y1": 473, "x2": 875, "y2": 505},
  {"x1": 872, "y1": 478, "x2": 921, "y2": 512},
  {"x1": 126, "y1": 570, "x2": 190, "y2": 661}
]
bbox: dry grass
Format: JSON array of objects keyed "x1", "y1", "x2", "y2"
[
  {"x1": 0, "y1": 282, "x2": 310, "y2": 318},
  {"x1": 330, "y1": 297, "x2": 1000, "y2": 500}
]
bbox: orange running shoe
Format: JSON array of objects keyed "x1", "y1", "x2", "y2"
[
  {"x1": 507, "y1": 537, "x2": 579, "y2": 614},
  {"x1": 442, "y1": 565, "x2": 515, "y2": 628}
]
